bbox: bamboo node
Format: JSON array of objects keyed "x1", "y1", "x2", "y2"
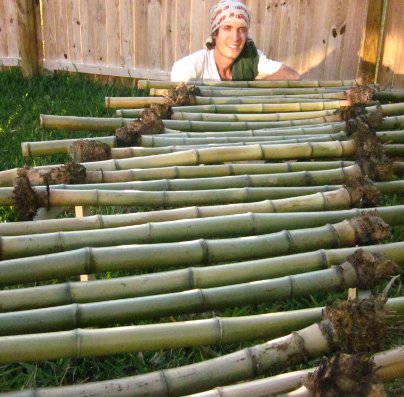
[
  {"x1": 68, "y1": 140, "x2": 111, "y2": 162},
  {"x1": 323, "y1": 297, "x2": 385, "y2": 353},
  {"x1": 344, "y1": 85, "x2": 377, "y2": 105},
  {"x1": 349, "y1": 213, "x2": 391, "y2": 245},
  {"x1": 13, "y1": 167, "x2": 47, "y2": 221},
  {"x1": 348, "y1": 249, "x2": 401, "y2": 290},
  {"x1": 304, "y1": 353, "x2": 384, "y2": 397}
]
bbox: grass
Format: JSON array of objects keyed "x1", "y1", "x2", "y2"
[{"x1": 0, "y1": 69, "x2": 402, "y2": 393}]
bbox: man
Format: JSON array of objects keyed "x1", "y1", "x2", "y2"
[{"x1": 171, "y1": 0, "x2": 300, "y2": 82}]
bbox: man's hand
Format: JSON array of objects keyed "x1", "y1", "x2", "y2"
[{"x1": 256, "y1": 64, "x2": 301, "y2": 81}]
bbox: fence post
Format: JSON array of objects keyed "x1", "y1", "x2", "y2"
[
  {"x1": 358, "y1": 0, "x2": 384, "y2": 84},
  {"x1": 16, "y1": 0, "x2": 39, "y2": 76}
]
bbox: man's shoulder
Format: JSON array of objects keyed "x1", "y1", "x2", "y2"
[{"x1": 178, "y1": 48, "x2": 211, "y2": 64}]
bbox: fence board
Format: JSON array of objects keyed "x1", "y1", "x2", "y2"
[
  {"x1": 175, "y1": 0, "x2": 191, "y2": 61},
  {"x1": 120, "y1": 0, "x2": 134, "y2": 69},
  {"x1": 147, "y1": 0, "x2": 162, "y2": 70},
  {"x1": 54, "y1": 0, "x2": 68, "y2": 61},
  {"x1": 65, "y1": 0, "x2": 82, "y2": 63},
  {"x1": 189, "y1": 0, "x2": 204, "y2": 53},
  {"x1": 134, "y1": 0, "x2": 148, "y2": 69},
  {"x1": 0, "y1": 0, "x2": 19, "y2": 64},
  {"x1": 378, "y1": 0, "x2": 404, "y2": 89},
  {"x1": 261, "y1": 0, "x2": 281, "y2": 61},
  {"x1": 340, "y1": 0, "x2": 368, "y2": 80},
  {"x1": 41, "y1": 0, "x2": 57, "y2": 61},
  {"x1": 161, "y1": 0, "x2": 176, "y2": 72},
  {"x1": 105, "y1": 0, "x2": 120, "y2": 65}
]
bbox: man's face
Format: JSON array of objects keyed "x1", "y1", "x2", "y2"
[{"x1": 214, "y1": 22, "x2": 248, "y2": 62}]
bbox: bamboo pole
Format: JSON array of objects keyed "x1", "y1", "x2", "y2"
[
  {"x1": 184, "y1": 347, "x2": 404, "y2": 397},
  {"x1": 384, "y1": 144, "x2": 404, "y2": 157},
  {"x1": 168, "y1": 101, "x2": 352, "y2": 114},
  {"x1": 109, "y1": 96, "x2": 342, "y2": 110},
  {"x1": 0, "y1": 187, "x2": 361, "y2": 236},
  {"x1": 0, "y1": 160, "x2": 356, "y2": 188},
  {"x1": 39, "y1": 114, "x2": 404, "y2": 133},
  {"x1": 0, "y1": 298, "x2": 397, "y2": 397},
  {"x1": 0, "y1": 253, "x2": 400, "y2": 337},
  {"x1": 374, "y1": 90, "x2": 404, "y2": 102},
  {"x1": 0, "y1": 240, "x2": 402, "y2": 312},
  {"x1": 170, "y1": 109, "x2": 337, "y2": 122},
  {"x1": 21, "y1": 136, "x2": 116, "y2": 157},
  {"x1": 0, "y1": 215, "x2": 392, "y2": 286},
  {"x1": 138, "y1": 79, "x2": 361, "y2": 90},
  {"x1": 18, "y1": 164, "x2": 361, "y2": 192}
]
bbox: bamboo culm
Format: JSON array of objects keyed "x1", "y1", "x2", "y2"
[
  {"x1": 3, "y1": 200, "x2": 403, "y2": 261},
  {"x1": 184, "y1": 347, "x2": 404, "y2": 397},
  {"x1": 0, "y1": 252, "x2": 404, "y2": 336},
  {"x1": 0, "y1": 241, "x2": 403, "y2": 313},
  {"x1": 0, "y1": 216, "x2": 392, "y2": 286},
  {"x1": 0, "y1": 187, "x2": 360, "y2": 236}
]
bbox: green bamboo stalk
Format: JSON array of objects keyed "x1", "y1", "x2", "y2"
[
  {"x1": 384, "y1": 144, "x2": 404, "y2": 157},
  {"x1": 17, "y1": 165, "x2": 364, "y2": 192},
  {"x1": 170, "y1": 109, "x2": 337, "y2": 122},
  {"x1": 169, "y1": 101, "x2": 351, "y2": 113},
  {"x1": 0, "y1": 252, "x2": 400, "y2": 336},
  {"x1": 41, "y1": 114, "x2": 404, "y2": 133},
  {"x1": 105, "y1": 95, "x2": 169, "y2": 108},
  {"x1": 0, "y1": 187, "x2": 360, "y2": 236},
  {"x1": 0, "y1": 215, "x2": 390, "y2": 286},
  {"x1": 0, "y1": 239, "x2": 402, "y2": 313},
  {"x1": 185, "y1": 347, "x2": 404, "y2": 397},
  {"x1": 374, "y1": 90, "x2": 404, "y2": 102},
  {"x1": 139, "y1": 79, "x2": 360, "y2": 89},
  {"x1": 367, "y1": 102, "x2": 404, "y2": 116},
  {"x1": 376, "y1": 130, "x2": 404, "y2": 143},
  {"x1": 0, "y1": 298, "x2": 398, "y2": 397}
]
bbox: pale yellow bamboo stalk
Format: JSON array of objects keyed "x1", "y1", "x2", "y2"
[
  {"x1": 170, "y1": 109, "x2": 337, "y2": 122},
  {"x1": 111, "y1": 96, "x2": 343, "y2": 110},
  {"x1": 21, "y1": 136, "x2": 117, "y2": 157},
  {"x1": 138, "y1": 79, "x2": 361, "y2": 90}
]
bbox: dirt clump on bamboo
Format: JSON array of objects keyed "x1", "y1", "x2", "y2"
[
  {"x1": 305, "y1": 353, "x2": 385, "y2": 397},
  {"x1": 13, "y1": 168, "x2": 47, "y2": 221},
  {"x1": 347, "y1": 249, "x2": 401, "y2": 289},
  {"x1": 116, "y1": 104, "x2": 166, "y2": 146},
  {"x1": 165, "y1": 82, "x2": 201, "y2": 106},
  {"x1": 344, "y1": 85, "x2": 376, "y2": 105},
  {"x1": 349, "y1": 213, "x2": 391, "y2": 245},
  {"x1": 345, "y1": 175, "x2": 381, "y2": 207},
  {"x1": 68, "y1": 140, "x2": 112, "y2": 162},
  {"x1": 18, "y1": 163, "x2": 86, "y2": 186},
  {"x1": 324, "y1": 297, "x2": 386, "y2": 353},
  {"x1": 346, "y1": 105, "x2": 394, "y2": 181}
]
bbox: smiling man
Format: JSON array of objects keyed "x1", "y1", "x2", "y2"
[{"x1": 171, "y1": 0, "x2": 300, "y2": 82}]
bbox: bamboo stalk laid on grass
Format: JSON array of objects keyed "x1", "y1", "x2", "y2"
[
  {"x1": 1, "y1": 160, "x2": 356, "y2": 187},
  {"x1": 40, "y1": 114, "x2": 404, "y2": 133},
  {"x1": 170, "y1": 103, "x2": 404, "y2": 122},
  {"x1": 184, "y1": 347, "x2": 404, "y2": 397},
  {"x1": 138, "y1": 79, "x2": 361, "y2": 90},
  {"x1": 0, "y1": 248, "x2": 400, "y2": 337},
  {"x1": 0, "y1": 239, "x2": 402, "y2": 312},
  {"x1": 0, "y1": 187, "x2": 362, "y2": 236},
  {"x1": 1, "y1": 189, "x2": 399, "y2": 261},
  {"x1": 109, "y1": 96, "x2": 342, "y2": 110},
  {"x1": 0, "y1": 296, "x2": 397, "y2": 397},
  {"x1": 0, "y1": 214, "x2": 392, "y2": 286},
  {"x1": 21, "y1": 164, "x2": 361, "y2": 192}
]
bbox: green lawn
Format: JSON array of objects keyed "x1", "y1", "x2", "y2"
[{"x1": 0, "y1": 69, "x2": 402, "y2": 393}]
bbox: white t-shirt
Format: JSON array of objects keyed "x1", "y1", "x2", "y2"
[{"x1": 171, "y1": 48, "x2": 282, "y2": 82}]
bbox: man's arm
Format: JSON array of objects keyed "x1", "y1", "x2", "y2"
[{"x1": 256, "y1": 64, "x2": 301, "y2": 81}]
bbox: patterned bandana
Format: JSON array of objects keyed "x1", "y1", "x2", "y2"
[{"x1": 209, "y1": 0, "x2": 251, "y2": 33}]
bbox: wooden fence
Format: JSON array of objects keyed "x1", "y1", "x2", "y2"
[{"x1": 0, "y1": 0, "x2": 403, "y2": 88}]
